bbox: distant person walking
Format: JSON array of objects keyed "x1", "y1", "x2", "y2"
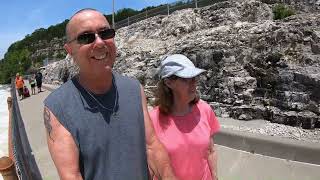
[
  {"x1": 30, "y1": 74, "x2": 36, "y2": 95},
  {"x1": 35, "y1": 71, "x2": 43, "y2": 93},
  {"x1": 15, "y1": 73, "x2": 24, "y2": 100}
]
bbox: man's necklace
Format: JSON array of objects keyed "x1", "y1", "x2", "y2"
[{"x1": 82, "y1": 77, "x2": 118, "y2": 114}]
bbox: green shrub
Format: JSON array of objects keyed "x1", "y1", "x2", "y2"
[{"x1": 273, "y1": 4, "x2": 295, "y2": 20}]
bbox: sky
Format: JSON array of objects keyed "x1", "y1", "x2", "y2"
[{"x1": 0, "y1": 0, "x2": 177, "y2": 59}]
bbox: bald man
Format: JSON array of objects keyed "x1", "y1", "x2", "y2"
[{"x1": 43, "y1": 8, "x2": 176, "y2": 180}]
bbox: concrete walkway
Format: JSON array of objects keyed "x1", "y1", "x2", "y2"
[
  {"x1": 18, "y1": 83, "x2": 58, "y2": 180},
  {"x1": 17, "y1": 82, "x2": 320, "y2": 180}
]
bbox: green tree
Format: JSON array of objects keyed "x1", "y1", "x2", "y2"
[
  {"x1": 114, "y1": 8, "x2": 139, "y2": 22},
  {"x1": 0, "y1": 4, "x2": 170, "y2": 84}
]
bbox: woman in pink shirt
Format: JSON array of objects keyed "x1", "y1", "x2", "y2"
[{"x1": 149, "y1": 54, "x2": 220, "y2": 180}]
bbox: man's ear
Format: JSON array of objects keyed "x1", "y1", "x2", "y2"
[{"x1": 64, "y1": 44, "x2": 72, "y2": 55}]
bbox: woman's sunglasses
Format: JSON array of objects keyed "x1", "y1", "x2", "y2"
[{"x1": 68, "y1": 28, "x2": 115, "y2": 44}]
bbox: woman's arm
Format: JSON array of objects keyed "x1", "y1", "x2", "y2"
[{"x1": 208, "y1": 136, "x2": 218, "y2": 180}]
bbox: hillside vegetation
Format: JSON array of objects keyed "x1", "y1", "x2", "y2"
[{"x1": 0, "y1": 4, "x2": 163, "y2": 84}]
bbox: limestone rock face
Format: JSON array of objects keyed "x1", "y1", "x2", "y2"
[
  {"x1": 42, "y1": 0, "x2": 320, "y2": 129},
  {"x1": 42, "y1": 54, "x2": 78, "y2": 85}
]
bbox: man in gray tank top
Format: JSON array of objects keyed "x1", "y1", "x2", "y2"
[{"x1": 43, "y1": 8, "x2": 177, "y2": 180}]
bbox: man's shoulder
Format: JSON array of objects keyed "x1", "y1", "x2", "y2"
[
  {"x1": 44, "y1": 80, "x2": 76, "y2": 105},
  {"x1": 114, "y1": 73, "x2": 138, "y2": 83},
  {"x1": 114, "y1": 73, "x2": 141, "y2": 89}
]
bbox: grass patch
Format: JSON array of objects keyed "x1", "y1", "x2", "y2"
[{"x1": 273, "y1": 4, "x2": 295, "y2": 20}]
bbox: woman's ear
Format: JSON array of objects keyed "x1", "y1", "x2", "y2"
[{"x1": 164, "y1": 79, "x2": 173, "y2": 89}]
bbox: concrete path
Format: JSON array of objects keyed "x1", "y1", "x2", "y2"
[
  {"x1": 16, "y1": 82, "x2": 320, "y2": 180},
  {"x1": 17, "y1": 82, "x2": 58, "y2": 180}
]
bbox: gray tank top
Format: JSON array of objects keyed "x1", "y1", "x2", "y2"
[{"x1": 44, "y1": 73, "x2": 148, "y2": 180}]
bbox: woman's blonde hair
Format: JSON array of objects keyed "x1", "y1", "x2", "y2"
[{"x1": 153, "y1": 76, "x2": 199, "y2": 115}]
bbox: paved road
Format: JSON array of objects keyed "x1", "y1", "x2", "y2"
[{"x1": 17, "y1": 82, "x2": 320, "y2": 180}]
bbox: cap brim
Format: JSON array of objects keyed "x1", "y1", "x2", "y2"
[{"x1": 175, "y1": 67, "x2": 206, "y2": 78}]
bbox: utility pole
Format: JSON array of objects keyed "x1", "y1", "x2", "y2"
[{"x1": 112, "y1": 0, "x2": 115, "y2": 29}]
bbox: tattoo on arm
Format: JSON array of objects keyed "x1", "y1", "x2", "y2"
[{"x1": 44, "y1": 108, "x2": 53, "y2": 141}]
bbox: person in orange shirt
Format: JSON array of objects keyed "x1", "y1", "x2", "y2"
[{"x1": 15, "y1": 73, "x2": 24, "y2": 100}]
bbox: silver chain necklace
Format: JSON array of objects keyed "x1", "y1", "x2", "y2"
[{"x1": 82, "y1": 77, "x2": 118, "y2": 113}]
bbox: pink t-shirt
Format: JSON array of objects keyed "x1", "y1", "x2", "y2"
[{"x1": 149, "y1": 100, "x2": 220, "y2": 180}]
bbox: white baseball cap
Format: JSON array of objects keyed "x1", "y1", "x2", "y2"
[{"x1": 158, "y1": 54, "x2": 206, "y2": 79}]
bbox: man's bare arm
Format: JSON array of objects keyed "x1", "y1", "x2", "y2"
[
  {"x1": 44, "y1": 107, "x2": 83, "y2": 180},
  {"x1": 208, "y1": 136, "x2": 218, "y2": 180},
  {"x1": 140, "y1": 85, "x2": 177, "y2": 180}
]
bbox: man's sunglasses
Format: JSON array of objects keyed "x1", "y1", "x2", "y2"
[{"x1": 68, "y1": 28, "x2": 115, "y2": 44}]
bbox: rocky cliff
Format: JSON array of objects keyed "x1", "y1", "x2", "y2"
[
  {"x1": 42, "y1": 0, "x2": 320, "y2": 129},
  {"x1": 30, "y1": 37, "x2": 66, "y2": 62}
]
